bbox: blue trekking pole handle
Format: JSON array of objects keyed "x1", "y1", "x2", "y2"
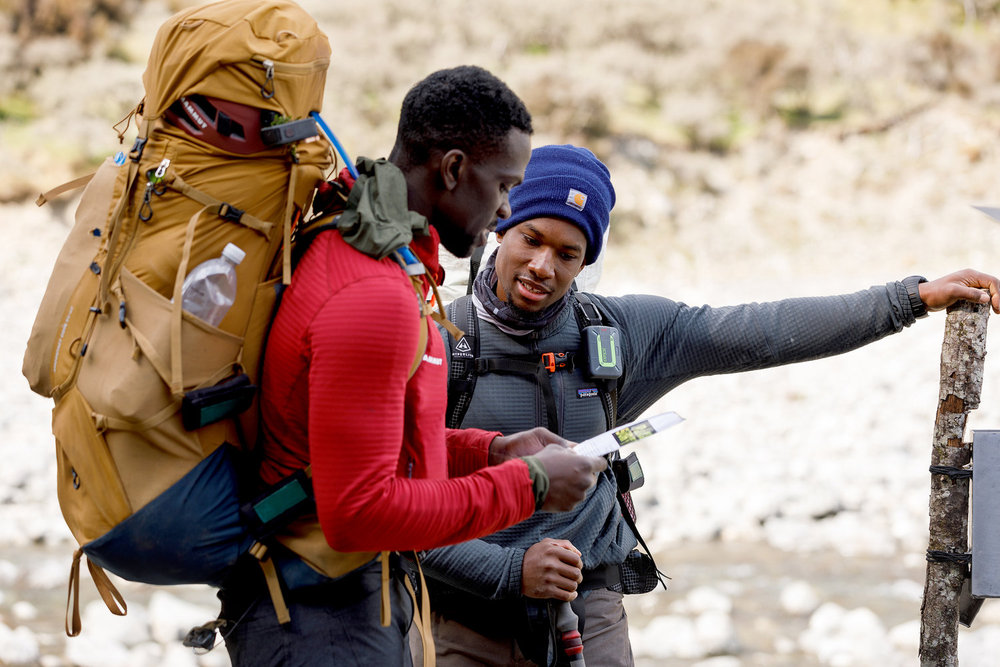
[{"x1": 310, "y1": 111, "x2": 359, "y2": 180}]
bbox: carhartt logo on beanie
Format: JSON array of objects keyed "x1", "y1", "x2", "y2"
[
  {"x1": 497, "y1": 144, "x2": 615, "y2": 265},
  {"x1": 566, "y1": 189, "x2": 587, "y2": 211}
]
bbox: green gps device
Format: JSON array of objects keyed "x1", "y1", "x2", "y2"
[{"x1": 584, "y1": 325, "x2": 623, "y2": 379}]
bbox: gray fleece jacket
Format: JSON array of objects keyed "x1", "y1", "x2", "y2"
[{"x1": 424, "y1": 280, "x2": 921, "y2": 601}]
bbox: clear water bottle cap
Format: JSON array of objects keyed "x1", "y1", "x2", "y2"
[{"x1": 222, "y1": 243, "x2": 246, "y2": 265}]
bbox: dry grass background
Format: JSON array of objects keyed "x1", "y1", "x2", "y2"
[{"x1": 8, "y1": 0, "x2": 1000, "y2": 664}]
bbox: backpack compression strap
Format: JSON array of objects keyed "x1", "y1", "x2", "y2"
[
  {"x1": 35, "y1": 173, "x2": 97, "y2": 207},
  {"x1": 160, "y1": 169, "x2": 273, "y2": 398},
  {"x1": 66, "y1": 548, "x2": 126, "y2": 637},
  {"x1": 399, "y1": 552, "x2": 436, "y2": 667}
]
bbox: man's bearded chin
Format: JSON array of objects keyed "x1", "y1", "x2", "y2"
[{"x1": 503, "y1": 287, "x2": 548, "y2": 319}]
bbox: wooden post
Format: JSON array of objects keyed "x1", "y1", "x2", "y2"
[{"x1": 919, "y1": 300, "x2": 990, "y2": 666}]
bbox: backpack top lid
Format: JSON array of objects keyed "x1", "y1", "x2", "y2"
[{"x1": 142, "y1": 0, "x2": 331, "y2": 122}]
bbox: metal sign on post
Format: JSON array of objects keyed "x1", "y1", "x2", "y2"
[{"x1": 972, "y1": 430, "x2": 1000, "y2": 597}]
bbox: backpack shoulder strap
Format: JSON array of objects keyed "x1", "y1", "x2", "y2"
[
  {"x1": 290, "y1": 219, "x2": 339, "y2": 272},
  {"x1": 571, "y1": 294, "x2": 665, "y2": 586},
  {"x1": 409, "y1": 311, "x2": 429, "y2": 380},
  {"x1": 388, "y1": 248, "x2": 433, "y2": 379},
  {"x1": 445, "y1": 295, "x2": 479, "y2": 429},
  {"x1": 572, "y1": 291, "x2": 618, "y2": 429},
  {"x1": 466, "y1": 244, "x2": 486, "y2": 296}
]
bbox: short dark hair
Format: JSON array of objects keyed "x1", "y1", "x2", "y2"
[{"x1": 391, "y1": 65, "x2": 533, "y2": 167}]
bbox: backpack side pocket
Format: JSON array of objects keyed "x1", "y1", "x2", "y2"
[
  {"x1": 51, "y1": 387, "x2": 131, "y2": 545},
  {"x1": 24, "y1": 158, "x2": 122, "y2": 396}
]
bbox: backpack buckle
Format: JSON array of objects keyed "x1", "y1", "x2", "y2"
[
  {"x1": 129, "y1": 136, "x2": 147, "y2": 162},
  {"x1": 218, "y1": 203, "x2": 244, "y2": 222},
  {"x1": 541, "y1": 352, "x2": 572, "y2": 373}
]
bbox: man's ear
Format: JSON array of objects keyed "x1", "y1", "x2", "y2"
[{"x1": 440, "y1": 149, "x2": 466, "y2": 191}]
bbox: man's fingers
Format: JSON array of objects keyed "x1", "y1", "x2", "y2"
[
  {"x1": 959, "y1": 285, "x2": 999, "y2": 313},
  {"x1": 536, "y1": 446, "x2": 608, "y2": 511},
  {"x1": 954, "y1": 270, "x2": 1000, "y2": 313},
  {"x1": 547, "y1": 588, "x2": 578, "y2": 602},
  {"x1": 588, "y1": 455, "x2": 608, "y2": 473},
  {"x1": 522, "y1": 539, "x2": 584, "y2": 599},
  {"x1": 981, "y1": 276, "x2": 1000, "y2": 313},
  {"x1": 554, "y1": 540, "x2": 583, "y2": 558},
  {"x1": 529, "y1": 427, "x2": 572, "y2": 447}
]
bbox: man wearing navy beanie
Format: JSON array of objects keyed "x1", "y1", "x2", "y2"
[
  {"x1": 496, "y1": 144, "x2": 615, "y2": 266},
  {"x1": 419, "y1": 144, "x2": 1000, "y2": 666}
]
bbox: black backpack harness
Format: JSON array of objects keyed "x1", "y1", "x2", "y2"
[
  {"x1": 442, "y1": 291, "x2": 667, "y2": 591},
  {"x1": 446, "y1": 291, "x2": 618, "y2": 435}
]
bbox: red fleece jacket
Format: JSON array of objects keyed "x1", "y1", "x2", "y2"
[{"x1": 258, "y1": 227, "x2": 536, "y2": 552}]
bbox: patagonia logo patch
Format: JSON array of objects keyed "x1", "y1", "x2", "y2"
[
  {"x1": 566, "y1": 189, "x2": 587, "y2": 211},
  {"x1": 577, "y1": 387, "x2": 599, "y2": 399}
]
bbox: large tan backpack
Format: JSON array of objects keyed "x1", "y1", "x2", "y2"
[{"x1": 22, "y1": 0, "x2": 338, "y2": 636}]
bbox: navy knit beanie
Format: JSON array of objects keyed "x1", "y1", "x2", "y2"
[{"x1": 497, "y1": 144, "x2": 615, "y2": 265}]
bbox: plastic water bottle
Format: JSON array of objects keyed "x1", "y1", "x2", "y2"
[{"x1": 181, "y1": 243, "x2": 246, "y2": 326}]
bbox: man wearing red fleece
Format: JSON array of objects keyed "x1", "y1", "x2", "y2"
[{"x1": 218, "y1": 66, "x2": 606, "y2": 666}]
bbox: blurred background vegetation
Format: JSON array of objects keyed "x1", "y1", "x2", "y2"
[{"x1": 6, "y1": 0, "x2": 1000, "y2": 284}]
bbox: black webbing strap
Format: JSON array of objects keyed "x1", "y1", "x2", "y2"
[
  {"x1": 572, "y1": 292, "x2": 618, "y2": 430},
  {"x1": 477, "y1": 357, "x2": 561, "y2": 433},
  {"x1": 290, "y1": 220, "x2": 339, "y2": 269},
  {"x1": 571, "y1": 293, "x2": 662, "y2": 585},
  {"x1": 615, "y1": 492, "x2": 669, "y2": 590},
  {"x1": 467, "y1": 244, "x2": 486, "y2": 296}
]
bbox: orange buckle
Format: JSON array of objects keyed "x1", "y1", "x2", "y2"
[{"x1": 541, "y1": 352, "x2": 569, "y2": 373}]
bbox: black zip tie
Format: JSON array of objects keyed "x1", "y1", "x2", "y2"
[
  {"x1": 929, "y1": 465, "x2": 972, "y2": 479},
  {"x1": 926, "y1": 550, "x2": 972, "y2": 565}
]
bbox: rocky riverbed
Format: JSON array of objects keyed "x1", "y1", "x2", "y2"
[{"x1": 7, "y1": 0, "x2": 1000, "y2": 664}]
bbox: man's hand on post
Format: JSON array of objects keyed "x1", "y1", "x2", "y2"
[
  {"x1": 489, "y1": 427, "x2": 571, "y2": 466},
  {"x1": 521, "y1": 538, "x2": 583, "y2": 601},
  {"x1": 533, "y1": 443, "x2": 607, "y2": 512},
  {"x1": 919, "y1": 269, "x2": 1000, "y2": 314}
]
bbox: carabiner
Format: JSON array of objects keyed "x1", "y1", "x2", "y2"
[{"x1": 259, "y1": 59, "x2": 275, "y2": 99}]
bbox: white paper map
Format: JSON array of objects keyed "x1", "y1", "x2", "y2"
[{"x1": 574, "y1": 411, "x2": 684, "y2": 458}]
